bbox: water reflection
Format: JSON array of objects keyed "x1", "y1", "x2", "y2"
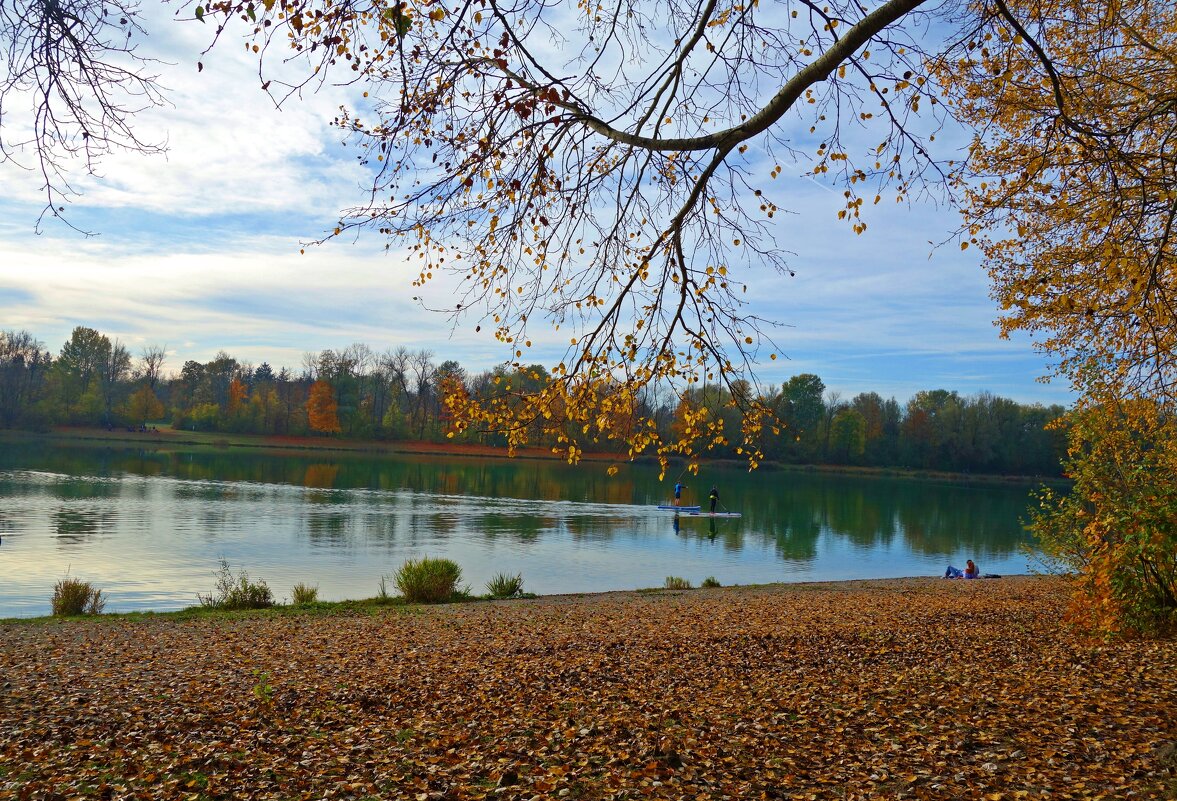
[
  {"x1": 303, "y1": 464, "x2": 340, "y2": 489},
  {"x1": 51, "y1": 506, "x2": 114, "y2": 545},
  {"x1": 305, "y1": 510, "x2": 349, "y2": 542},
  {"x1": 0, "y1": 443, "x2": 1045, "y2": 616}
]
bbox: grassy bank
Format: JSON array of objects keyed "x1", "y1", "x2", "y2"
[
  {"x1": 2, "y1": 427, "x2": 1064, "y2": 485},
  {"x1": 1, "y1": 577, "x2": 1172, "y2": 800},
  {"x1": 1, "y1": 426, "x2": 622, "y2": 462}
]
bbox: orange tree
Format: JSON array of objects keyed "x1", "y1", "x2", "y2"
[
  {"x1": 950, "y1": 0, "x2": 1177, "y2": 402},
  {"x1": 306, "y1": 378, "x2": 342, "y2": 434}
]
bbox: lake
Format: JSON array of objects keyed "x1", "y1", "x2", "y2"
[{"x1": 0, "y1": 441, "x2": 1047, "y2": 617}]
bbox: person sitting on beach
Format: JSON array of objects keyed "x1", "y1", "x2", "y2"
[{"x1": 944, "y1": 559, "x2": 980, "y2": 579}]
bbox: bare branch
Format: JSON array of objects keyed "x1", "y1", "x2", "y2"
[{"x1": 0, "y1": 0, "x2": 169, "y2": 230}]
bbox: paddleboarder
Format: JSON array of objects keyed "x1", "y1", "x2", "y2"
[
  {"x1": 673, "y1": 481, "x2": 687, "y2": 507},
  {"x1": 709, "y1": 485, "x2": 719, "y2": 513}
]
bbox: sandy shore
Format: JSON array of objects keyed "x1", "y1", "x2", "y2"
[{"x1": 2, "y1": 576, "x2": 1174, "y2": 800}]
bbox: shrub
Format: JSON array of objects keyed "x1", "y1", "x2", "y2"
[
  {"x1": 664, "y1": 576, "x2": 692, "y2": 590},
  {"x1": 394, "y1": 556, "x2": 464, "y2": 603},
  {"x1": 485, "y1": 572, "x2": 524, "y2": 599},
  {"x1": 291, "y1": 583, "x2": 319, "y2": 605},
  {"x1": 51, "y1": 577, "x2": 105, "y2": 616},
  {"x1": 701, "y1": 576, "x2": 721, "y2": 588},
  {"x1": 198, "y1": 559, "x2": 274, "y2": 610},
  {"x1": 1031, "y1": 401, "x2": 1177, "y2": 635}
]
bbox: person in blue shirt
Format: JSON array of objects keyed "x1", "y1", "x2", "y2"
[
  {"x1": 945, "y1": 559, "x2": 980, "y2": 579},
  {"x1": 673, "y1": 481, "x2": 687, "y2": 506}
]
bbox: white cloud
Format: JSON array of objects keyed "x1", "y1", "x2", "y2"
[
  {"x1": 0, "y1": 233, "x2": 510, "y2": 371},
  {"x1": 0, "y1": 3, "x2": 370, "y2": 220}
]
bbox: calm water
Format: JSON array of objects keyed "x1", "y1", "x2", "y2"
[{"x1": 0, "y1": 442, "x2": 1045, "y2": 617}]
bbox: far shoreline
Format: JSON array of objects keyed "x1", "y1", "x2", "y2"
[{"x1": 1, "y1": 426, "x2": 1068, "y2": 486}]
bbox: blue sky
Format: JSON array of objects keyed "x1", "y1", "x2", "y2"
[{"x1": 0, "y1": 5, "x2": 1074, "y2": 408}]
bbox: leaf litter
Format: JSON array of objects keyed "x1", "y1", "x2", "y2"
[{"x1": 1, "y1": 576, "x2": 1174, "y2": 800}]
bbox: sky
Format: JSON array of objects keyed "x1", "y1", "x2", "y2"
[{"x1": 0, "y1": 4, "x2": 1075, "y2": 408}]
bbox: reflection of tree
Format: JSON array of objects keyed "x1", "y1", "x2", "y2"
[
  {"x1": 893, "y1": 485, "x2": 1027, "y2": 559},
  {"x1": 8, "y1": 440, "x2": 1038, "y2": 568},
  {"x1": 768, "y1": 499, "x2": 822, "y2": 561},
  {"x1": 50, "y1": 478, "x2": 117, "y2": 500},
  {"x1": 303, "y1": 463, "x2": 340, "y2": 489},
  {"x1": 127, "y1": 455, "x2": 165, "y2": 477},
  {"x1": 357, "y1": 513, "x2": 399, "y2": 544},
  {"x1": 823, "y1": 485, "x2": 895, "y2": 548},
  {"x1": 52, "y1": 507, "x2": 111, "y2": 545},
  {"x1": 306, "y1": 511, "x2": 348, "y2": 542},
  {"x1": 737, "y1": 470, "x2": 1031, "y2": 562}
]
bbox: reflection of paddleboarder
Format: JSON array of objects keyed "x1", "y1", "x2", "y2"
[
  {"x1": 709, "y1": 486, "x2": 719, "y2": 513},
  {"x1": 708, "y1": 517, "x2": 717, "y2": 539},
  {"x1": 672, "y1": 513, "x2": 681, "y2": 536},
  {"x1": 673, "y1": 481, "x2": 687, "y2": 507}
]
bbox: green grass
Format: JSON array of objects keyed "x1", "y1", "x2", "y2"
[
  {"x1": 701, "y1": 576, "x2": 722, "y2": 588},
  {"x1": 2, "y1": 576, "x2": 836, "y2": 626},
  {"x1": 291, "y1": 583, "x2": 319, "y2": 605},
  {"x1": 485, "y1": 572, "x2": 525, "y2": 598},
  {"x1": 663, "y1": 576, "x2": 693, "y2": 590},
  {"x1": 51, "y1": 577, "x2": 105, "y2": 616},
  {"x1": 394, "y1": 556, "x2": 466, "y2": 603},
  {"x1": 197, "y1": 559, "x2": 274, "y2": 610},
  {"x1": 2, "y1": 591, "x2": 527, "y2": 625},
  {"x1": 376, "y1": 574, "x2": 394, "y2": 603}
]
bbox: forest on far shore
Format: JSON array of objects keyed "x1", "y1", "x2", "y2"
[{"x1": 1, "y1": 327, "x2": 1068, "y2": 477}]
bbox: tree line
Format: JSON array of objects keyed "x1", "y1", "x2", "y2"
[{"x1": 1, "y1": 327, "x2": 1067, "y2": 477}]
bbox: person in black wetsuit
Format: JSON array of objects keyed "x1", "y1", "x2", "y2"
[{"x1": 708, "y1": 486, "x2": 719, "y2": 513}]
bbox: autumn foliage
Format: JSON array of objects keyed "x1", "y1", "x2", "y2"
[
  {"x1": 176, "y1": 0, "x2": 971, "y2": 474},
  {"x1": 305, "y1": 379, "x2": 341, "y2": 434},
  {"x1": 952, "y1": 0, "x2": 1177, "y2": 402},
  {"x1": 2, "y1": 578, "x2": 1174, "y2": 799},
  {"x1": 1030, "y1": 402, "x2": 1177, "y2": 635},
  {"x1": 946, "y1": 0, "x2": 1177, "y2": 635},
  {"x1": 123, "y1": 385, "x2": 164, "y2": 426}
]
